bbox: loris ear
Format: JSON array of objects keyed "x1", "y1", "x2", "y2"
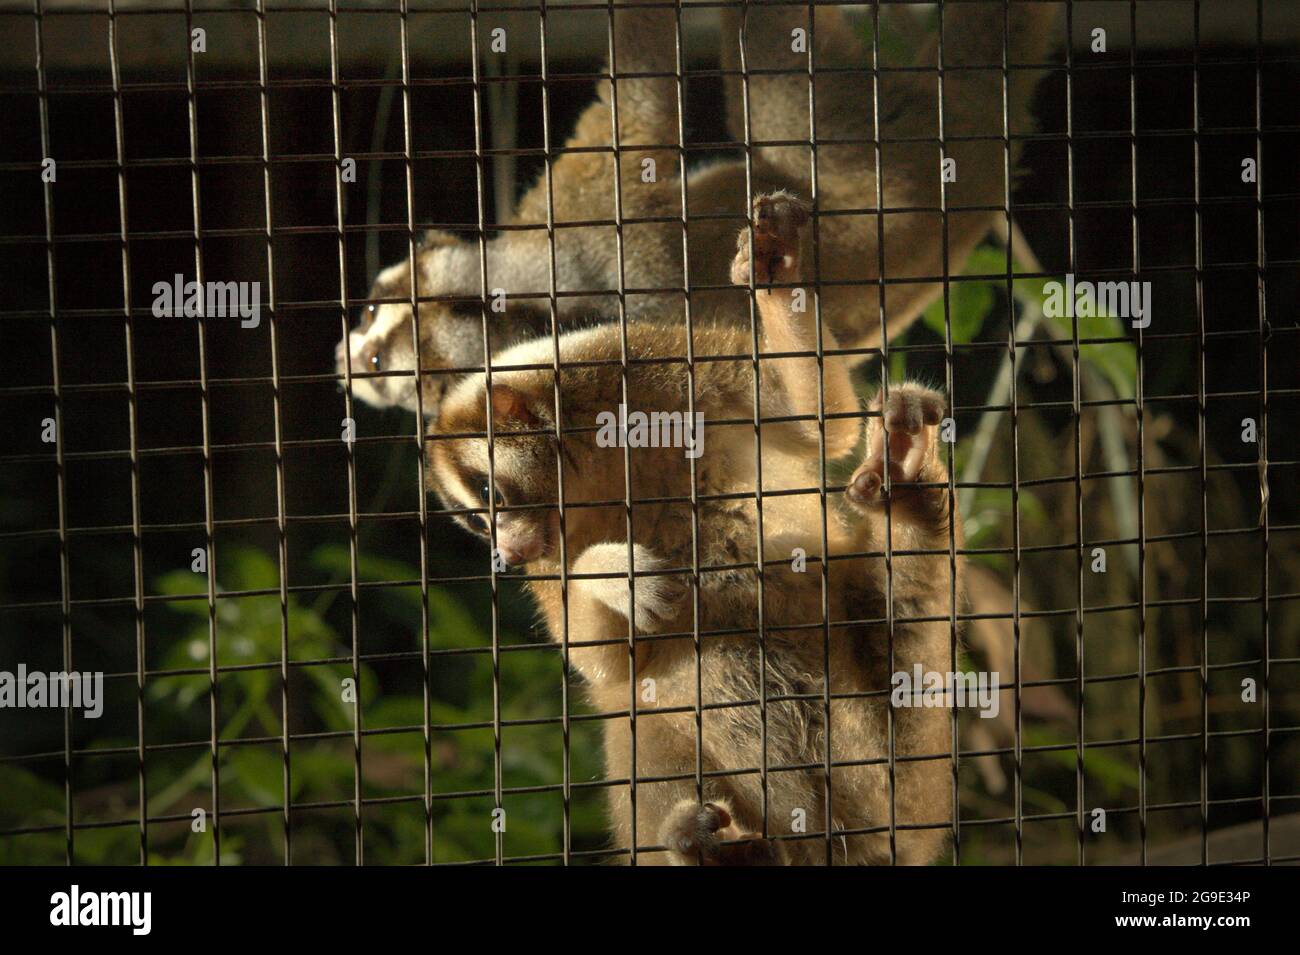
[{"x1": 490, "y1": 384, "x2": 546, "y2": 429}]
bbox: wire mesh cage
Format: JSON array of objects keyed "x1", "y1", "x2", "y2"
[{"x1": 0, "y1": 0, "x2": 1296, "y2": 867}]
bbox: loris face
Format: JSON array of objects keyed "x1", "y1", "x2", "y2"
[
  {"x1": 335, "y1": 234, "x2": 481, "y2": 419},
  {"x1": 337, "y1": 299, "x2": 417, "y2": 413},
  {"x1": 429, "y1": 383, "x2": 562, "y2": 568}
]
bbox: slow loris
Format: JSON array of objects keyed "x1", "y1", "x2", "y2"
[{"x1": 428, "y1": 193, "x2": 962, "y2": 864}]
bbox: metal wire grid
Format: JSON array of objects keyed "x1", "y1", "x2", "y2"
[{"x1": 0, "y1": 0, "x2": 1295, "y2": 865}]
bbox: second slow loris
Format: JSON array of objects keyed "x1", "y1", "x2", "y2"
[{"x1": 429, "y1": 193, "x2": 962, "y2": 864}]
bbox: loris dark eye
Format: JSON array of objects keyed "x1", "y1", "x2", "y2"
[
  {"x1": 479, "y1": 481, "x2": 505, "y2": 507},
  {"x1": 370, "y1": 353, "x2": 382, "y2": 371}
]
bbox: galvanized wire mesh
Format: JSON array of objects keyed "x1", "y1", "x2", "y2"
[{"x1": 0, "y1": 0, "x2": 1294, "y2": 866}]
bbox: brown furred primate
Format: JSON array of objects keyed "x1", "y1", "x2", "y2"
[
  {"x1": 341, "y1": 1, "x2": 1057, "y2": 418},
  {"x1": 428, "y1": 194, "x2": 962, "y2": 863}
]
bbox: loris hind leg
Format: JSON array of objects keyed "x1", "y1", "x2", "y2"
[
  {"x1": 845, "y1": 383, "x2": 955, "y2": 547},
  {"x1": 512, "y1": 2, "x2": 681, "y2": 227},
  {"x1": 842, "y1": 384, "x2": 957, "y2": 867},
  {"x1": 659, "y1": 799, "x2": 782, "y2": 866},
  {"x1": 729, "y1": 191, "x2": 859, "y2": 459},
  {"x1": 719, "y1": 3, "x2": 869, "y2": 181}
]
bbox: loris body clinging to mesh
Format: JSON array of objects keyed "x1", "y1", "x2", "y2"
[{"x1": 428, "y1": 195, "x2": 964, "y2": 864}]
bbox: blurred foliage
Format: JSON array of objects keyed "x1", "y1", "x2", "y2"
[{"x1": 1, "y1": 544, "x2": 604, "y2": 865}]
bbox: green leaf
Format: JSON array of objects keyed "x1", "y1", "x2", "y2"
[
  {"x1": 228, "y1": 746, "x2": 286, "y2": 807},
  {"x1": 1026, "y1": 275, "x2": 1138, "y2": 400},
  {"x1": 921, "y1": 246, "x2": 1008, "y2": 344}
]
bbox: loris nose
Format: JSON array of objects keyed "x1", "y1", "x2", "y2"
[{"x1": 497, "y1": 535, "x2": 543, "y2": 567}]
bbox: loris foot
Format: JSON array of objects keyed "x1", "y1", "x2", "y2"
[
  {"x1": 659, "y1": 800, "x2": 781, "y2": 866},
  {"x1": 846, "y1": 383, "x2": 947, "y2": 508},
  {"x1": 730, "y1": 191, "x2": 811, "y2": 287}
]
